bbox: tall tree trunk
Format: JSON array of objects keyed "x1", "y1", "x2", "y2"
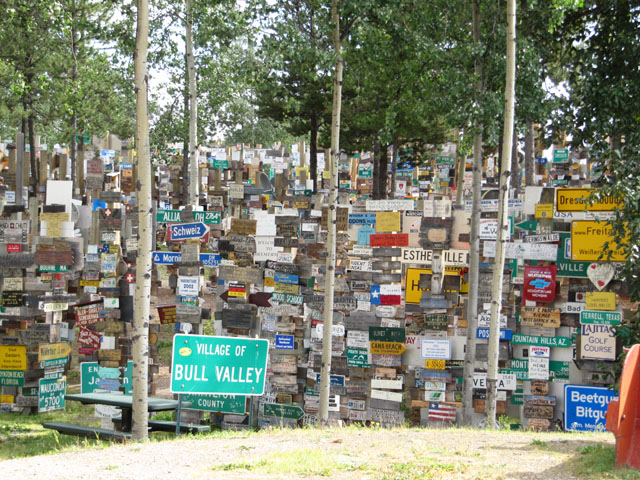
[
  {"x1": 462, "y1": 0, "x2": 484, "y2": 427},
  {"x1": 486, "y1": 0, "x2": 516, "y2": 429},
  {"x1": 132, "y1": 0, "x2": 151, "y2": 442},
  {"x1": 378, "y1": 144, "x2": 388, "y2": 199},
  {"x1": 310, "y1": 115, "x2": 318, "y2": 192},
  {"x1": 182, "y1": 53, "x2": 190, "y2": 205},
  {"x1": 70, "y1": 0, "x2": 78, "y2": 196},
  {"x1": 28, "y1": 110, "x2": 38, "y2": 189},
  {"x1": 511, "y1": 128, "x2": 519, "y2": 193},
  {"x1": 319, "y1": 0, "x2": 343, "y2": 427},
  {"x1": 372, "y1": 135, "x2": 380, "y2": 199},
  {"x1": 186, "y1": 0, "x2": 198, "y2": 206},
  {"x1": 524, "y1": 120, "x2": 534, "y2": 186},
  {"x1": 390, "y1": 136, "x2": 398, "y2": 198}
]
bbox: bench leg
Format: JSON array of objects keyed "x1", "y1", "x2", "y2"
[{"x1": 120, "y1": 407, "x2": 133, "y2": 432}]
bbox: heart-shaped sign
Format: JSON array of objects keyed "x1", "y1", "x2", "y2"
[{"x1": 587, "y1": 263, "x2": 615, "y2": 291}]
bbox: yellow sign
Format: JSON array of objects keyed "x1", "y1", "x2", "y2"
[
  {"x1": 405, "y1": 267, "x2": 469, "y2": 304},
  {"x1": 322, "y1": 170, "x2": 331, "y2": 179},
  {"x1": 274, "y1": 282, "x2": 300, "y2": 295},
  {"x1": 535, "y1": 203, "x2": 554, "y2": 219},
  {"x1": 263, "y1": 277, "x2": 275, "y2": 288},
  {"x1": 571, "y1": 220, "x2": 627, "y2": 262},
  {"x1": 425, "y1": 359, "x2": 446, "y2": 370},
  {"x1": 79, "y1": 280, "x2": 100, "y2": 287},
  {"x1": 586, "y1": 292, "x2": 616, "y2": 311},
  {"x1": 370, "y1": 341, "x2": 406, "y2": 355},
  {"x1": 556, "y1": 188, "x2": 621, "y2": 212},
  {"x1": 37, "y1": 342, "x2": 72, "y2": 363},
  {"x1": 376, "y1": 212, "x2": 401, "y2": 232},
  {"x1": 1, "y1": 394, "x2": 15, "y2": 404},
  {"x1": 0, "y1": 345, "x2": 27, "y2": 370}
]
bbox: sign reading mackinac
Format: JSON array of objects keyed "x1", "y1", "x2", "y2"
[{"x1": 170, "y1": 334, "x2": 269, "y2": 395}]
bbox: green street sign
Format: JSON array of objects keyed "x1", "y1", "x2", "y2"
[
  {"x1": 156, "y1": 209, "x2": 221, "y2": 225},
  {"x1": 0, "y1": 370, "x2": 24, "y2": 386},
  {"x1": 511, "y1": 393, "x2": 523, "y2": 405},
  {"x1": 170, "y1": 334, "x2": 268, "y2": 395},
  {"x1": 580, "y1": 310, "x2": 622, "y2": 326},
  {"x1": 271, "y1": 292, "x2": 304, "y2": 305},
  {"x1": 182, "y1": 393, "x2": 246, "y2": 413},
  {"x1": 263, "y1": 403, "x2": 304, "y2": 420},
  {"x1": 511, "y1": 333, "x2": 571, "y2": 348},
  {"x1": 369, "y1": 326, "x2": 405, "y2": 343},
  {"x1": 358, "y1": 165, "x2": 373, "y2": 178},
  {"x1": 81, "y1": 361, "x2": 133, "y2": 394},
  {"x1": 503, "y1": 359, "x2": 570, "y2": 380},
  {"x1": 39, "y1": 376, "x2": 66, "y2": 413},
  {"x1": 346, "y1": 347, "x2": 370, "y2": 368},
  {"x1": 515, "y1": 220, "x2": 538, "y2": 231},
  {"x1": 213, "y1": 159, "x2": 229, "y2": 169},
  {"x1": 39, "y1": 356, "x2": 69, "y2": 369},
  {"x1": 38, "y1": 265, "x2": 69, "y2": 273},
  {"x1": 436, "y1": 155, "x2": 455, "y2": 166},
  {"x1": 556, "y1": 233, "x2": 589, "y2": 278},
  {"x1": 553, "y1": 148, "x2": 569, "y2": 163}
]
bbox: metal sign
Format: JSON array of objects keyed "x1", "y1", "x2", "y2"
[
  {"x1": 39, "y1": 376, "x2": 66, "y2": 413},
  {"x1": 170, "y1": 335, "x2": 268, "y2": 395},
  {"x1": 182, "y1": 393, "x2": 246, "y2": 413},
  {"x1": 81, "y1": 361, "x2": 133, "y2": 394},
  {"x1": 564, "y1": 385, "x2": 616, "y2": 432},
  {"x1": 263, "y1": 403, "x2": 304, "y2": 420},
  {"x1": 571, "y1": 220, "x2": 627, "y2": 262},
  {"x1": 168, "y1": 222, "x2": 209, "y2": 240},
  {"x1": 556, "y1": 188, "x2": 620, "y2": 212},
  {"x1": 580, "y1": 310, "x2": 622, "y2": 326}
]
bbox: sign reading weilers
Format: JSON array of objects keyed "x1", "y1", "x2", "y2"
[{"x1": 170, "y1": 335, "x2": 268, "y2": 395}]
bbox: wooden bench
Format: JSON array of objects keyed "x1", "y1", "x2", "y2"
[
  {"x1": 43, "y1": 422, "x2": 132, "y2": 442},
  {"x1": 111, "y1": 417, "x2": 211, "y2": 434}
]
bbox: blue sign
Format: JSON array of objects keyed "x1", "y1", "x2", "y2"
[
  {"x1": 564, "y1": 384, "x2": 617, "y2": 432},
  {"x1": 476, "y1": 328, "x2": 513, "y2": 341},
  {"x1": 152, "y1": 251, "x2": 182, "y2": 265},
  {"x1": 169, "y1": 222, "x2": 208, "y2": 240},
  {"x1": 120, "y1": 163, "x2": 133, "y2": 169},
  {"x1": 357, "y1": 225, "x2": 375, "y2": 246},
  {"x1": 315, "y1": 374, "x2": 345, "y2": 386},
  {"x1": 274, "y1": 273, "x2": 298, "y2": 285},
  {"x1": 152, "y1": 251, "x2": 221, "y2": 267},
  {"x1": 275, "y1": 334, "x2": 295, "y2": 350},
  {"x1": 536, "y1": 157, "x2": 547, "y2": 164},
  {"x1": 349, "y1": 213, "x2": 376, "y2": 225}
]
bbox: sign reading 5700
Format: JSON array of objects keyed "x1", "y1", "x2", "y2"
[{"x1": 170, "y1": 335, "x2": 268, "y2": 396}]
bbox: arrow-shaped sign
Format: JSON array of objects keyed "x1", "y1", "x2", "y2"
[
  {"x1": 168, "y1": 222, "x2": 209, "y2": 240},
  {"x1": 219, "y1": 291, "x2": 271, "y2": 307},
  {"x1": 263, "y1": 403, "x2": 304, "y2": 420},
  {"x1": 515, "y1": 220, "x2": 538, "y2": 231}
]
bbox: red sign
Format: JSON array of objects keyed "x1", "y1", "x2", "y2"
[
  {"x1": 523, "y1": 265, "x2": 557, "y2": 304},
  {"x1": 125, "y1": 273, "x2": 135, "y2": 283},
  {"x1": 78, "y1": 347, "x2": 98, "y2": 356},
  {"x1": 77, "y1": 326, "x2": 101, "y2": 349},
  {"x1": 6, "y1": 244, "x2": 21, "y2": 253},
  {"x1": 75, "y1": 305, "x2": 100, "y2": 326},
  {"x1": 157, "y1": 305, "x2": 177, "y2": 324},
  {"x1": 369, "y1": 233, "x2": 409, "y2": 247}
]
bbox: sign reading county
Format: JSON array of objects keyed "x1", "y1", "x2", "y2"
[
  {"x1": 564, "y1": 384, "x2": 617, "y2": 432},
  {"x1": 171, "y1": 335, "x2": 268, "y2": 395},
  {"x1": 181, "y1": 393, "x2": 246, "y2": 413}
]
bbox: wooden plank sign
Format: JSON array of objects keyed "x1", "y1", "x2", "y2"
[
  {"x1": 520, "y1": 307, "x2": 561, "y2": 328},
  {"x1": 523, "y1": 404, "x2": 554, "y2": 419},
  {"x1": 229, "y1": 218, "x2": 256, "y2": 235}
]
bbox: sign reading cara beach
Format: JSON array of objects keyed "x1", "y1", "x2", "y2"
[{"x1": 170, "y1": 335, "x2": 268, "y2": 395}]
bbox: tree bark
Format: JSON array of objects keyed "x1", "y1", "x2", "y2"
[
  {"x1": 462, "y1": 0, "x2": 483, "y2": 427},
  {"x1": 511, "y1": 127, "x2": 519, "y2": 193},
  {"x1": 378, "y1": 144, "x2": 388, "y2": 199},
  {"x1": 486, "y1": 0, "x2": 516, "y2": 429},
  {"x1": 319, "y1": 0, "x2": 343, "y2": 427},
  {"x1": 372, "y1": 135, "x2": 380, "y2": 199},
  {"x1": 186, "y1": 0, "x2": 199, "y2": 206},
  {"x1": 28, "y1": 110, "x2": 38, "y2": 190},
  {"x1": 310, "y1": 115, "x2": 318, "y2": 192},
  {"x1": 132, "y1": 0, "x2": 151, "y2": 442},
  {"x1": 70, "y1": 0, "x2": 78, "y2": 196},
  {"x1": 390, "y1": 136, "x2": 398, "y2": 198},
  {"x1": 524, "y1": 120, "x2": 534, "y2": 186}
]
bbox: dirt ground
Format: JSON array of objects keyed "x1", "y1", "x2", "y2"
[{"x1": 0, "y1": 427, "x2": 615, "y2": 480}]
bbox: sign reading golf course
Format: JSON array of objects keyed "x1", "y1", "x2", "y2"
[{"x1": 170, "y1": 335, "x2": 269, "y2": 395}]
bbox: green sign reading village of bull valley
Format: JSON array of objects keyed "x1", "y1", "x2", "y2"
[{"x1": 171, "y1": 335, "x2": 268, "y2": 395}]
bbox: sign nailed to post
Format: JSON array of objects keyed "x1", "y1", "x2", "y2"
[{"x1": 170, "y1": 335, "x2": 268, "y2": 395}]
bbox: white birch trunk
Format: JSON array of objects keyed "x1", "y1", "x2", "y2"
[
  {"x1": 319, "y1": 0, "x2": 343, "y2": 427},
  {"x1": 186, "y1": 0, "x2": 199, "y2": 206},
  {"x1": 486, "y1": 0, "x2": 516, "y2": 428},
  {"x1": 461, "y1": 0, "x2": 484, "y2": 427},
  {"x1": 132, "y1": 0, "x2": 151, "y2": 442}
]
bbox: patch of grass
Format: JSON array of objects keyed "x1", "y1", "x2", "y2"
[
  {"x1": 530, "y1": 439, "x2": 549, "y2": 448},
  {"x1": 211, "y1": 448, "x2": 356, "y2": 476},
  {"x1": 381, "y1": 458, "x2": 461, "y2": 480},
  {"x1": 571, "y1": 444, "x2": 640, "y2": 479}
]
